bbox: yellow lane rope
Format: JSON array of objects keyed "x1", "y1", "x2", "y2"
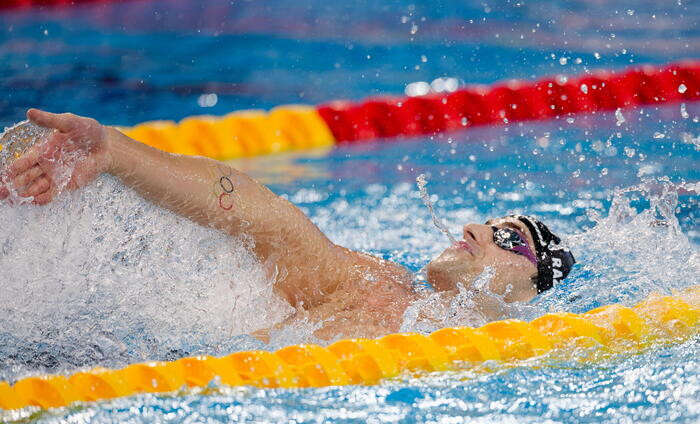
[
  {"x1": 117, "y1": 105, "x2": 336, "y2": 160},
  {"x1": 0, "y1": 286, "x2": 697, "y2": 411}
]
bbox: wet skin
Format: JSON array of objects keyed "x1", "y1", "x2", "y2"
[{"x1": 1, "y1": 110, "x2": 539, "y2": 341}]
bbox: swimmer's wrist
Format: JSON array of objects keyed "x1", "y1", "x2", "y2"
[{"x1": 104, "y1": 126, "x2": 130, "y2": 175}]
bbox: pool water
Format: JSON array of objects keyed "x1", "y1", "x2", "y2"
[{"x1": 1, "y1": 0, "x2": 698, "y2": 423}]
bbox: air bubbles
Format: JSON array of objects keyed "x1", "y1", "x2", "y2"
[
  {"x1": 677, "y1": 84, "x2": 687, "y2": 94},
  {"x1": 559, "y1": 57, "x2": 568, "y2": 65},
  {"x1": 580, "y1": 84, "x2": 588, "y2": 94},
  {"x1": 653, "y1": 132, "x2": 666, "y2": 139}
]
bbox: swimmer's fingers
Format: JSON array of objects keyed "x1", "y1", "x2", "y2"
[
  {"x1": 12, "y1": 165, "x2": 43, "y2": 191},
  {"x1": 27, "y1": 109, "x2": 77, "y2": 134},
  {"x1": 17, "y1": 173, "x2": 49, "y2": 197},
  {"x1": 32, "y1": 187, "x2": 55, "y2": 206},
  {"x1": 21, "y1": 176, "x2": 51, "y2": 199},
  {"x1": 6, "y1": 146, "x2": 41, "y2": 178}
]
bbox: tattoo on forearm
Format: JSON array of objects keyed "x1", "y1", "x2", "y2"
[{"x1": 211, "y1": 163, "x2": 237, "y2": 211}]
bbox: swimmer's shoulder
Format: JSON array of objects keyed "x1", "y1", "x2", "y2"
[{"x1": 343, "y1": 248, "x2": 413, "y2": 285}]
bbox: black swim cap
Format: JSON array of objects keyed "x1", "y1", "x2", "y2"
[{"x1": 510, "y1": 215, "x2": 576, "y2": 293}]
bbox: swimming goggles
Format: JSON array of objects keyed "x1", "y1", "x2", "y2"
[{"x1": 491, "y1": 226, "x2": 538, "y2": 266}]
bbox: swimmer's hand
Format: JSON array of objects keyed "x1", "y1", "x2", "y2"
[{"x1": 0, "y1": 109, "x2": 112, "y2": 205}]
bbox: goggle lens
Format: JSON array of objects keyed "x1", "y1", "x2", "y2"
[{"x1": 492, "y1": 226, "x2": 527, "y2": 251}]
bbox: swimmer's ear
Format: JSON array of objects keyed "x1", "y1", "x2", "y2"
[{"x1": 27, "y1": 109, "x2": 76, "y2": 133}]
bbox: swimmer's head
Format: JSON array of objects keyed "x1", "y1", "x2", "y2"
[{"x1": 425, "y1": 215, "x2": 575, "y2": 302}]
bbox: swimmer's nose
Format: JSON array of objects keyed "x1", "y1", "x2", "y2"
[{"x1": 463, "y1": 223, "x2": 493, "y2": 247}]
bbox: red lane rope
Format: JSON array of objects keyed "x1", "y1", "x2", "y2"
[
  {"x1": 317, "y1": 61, "x2": 699, "y2": 143},
  {"x1": 0, "y1": 0, "x2": 135, "y2": 10}
]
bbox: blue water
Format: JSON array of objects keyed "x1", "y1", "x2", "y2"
[{"x1": 0, "y1": 0, "x2": 698, "y2": 423}]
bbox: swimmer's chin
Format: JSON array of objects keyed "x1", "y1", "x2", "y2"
[{"x1": 425, "y1": 254, "x2": 480, "y2": 292}]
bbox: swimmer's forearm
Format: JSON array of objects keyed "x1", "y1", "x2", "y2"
[
  {"x1": 105, "y1": 127, "x2": 260, "y2": 231},
  {"x1": 104, "y1": 128, "x2": 347, "y2": 285}
]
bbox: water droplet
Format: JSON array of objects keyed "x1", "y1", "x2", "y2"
[
  {"x1": 680, "y1": 103, "x2": 689, "y2": 119},
  {"x1": 461, "y1": 117, "x2": 468, "y2": 126},
  {"x1": 678, "y1": 84, "x2": 687, "y2": 94},
  {"x1": 580, "y1": 84, "x2": 588, "y2": 94},
  {"x1": 197, "y1": 93, "x2": 218, "y2": 107},
  {"x1": 653, "y1": 132, "x2": 665, "y2": 139},
  {"x1": 615, "y1": 108, "x2": 626, "y2": 126},
  {"x1": 405, "y1": 81, "x2": 430, "y2": 96},
  {"x1": 416, "y1": 174, "x2": 456, "y2": 244},
  {"x1": 559, "y1": 57, "x2": 568, "y2": 65}
]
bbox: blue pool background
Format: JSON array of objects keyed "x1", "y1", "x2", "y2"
[{"x1": 1, "y1": 0, "x2": 699, "y2": 423}]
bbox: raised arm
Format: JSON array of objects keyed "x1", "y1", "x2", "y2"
[
  {"x1": 106, "y1": 123, "x2": 357, "y2": 306},
  {"x1": 3, "y1": 109, "x2": 357, "y2": 307}
]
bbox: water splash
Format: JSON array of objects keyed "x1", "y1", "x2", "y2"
[
  {"x1": 0, "y1": 175, "x2": 291, "y2": 381},
  {"x1": 536, "y1": 177, "x2": 699, "y2": 314},
  {"x1": 416, "y1": 174, "x2": 457, "y2": 244},
  {"x1": 615, "y1": 108, "x2": 626, "y2": 126},
  {"x1": 0, "y1": 121, "x2": 54, "y2": 205}
]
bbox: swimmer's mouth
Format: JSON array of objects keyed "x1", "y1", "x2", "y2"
[
  {"x1": 453, "y1": 240, "x2": 474, "y2": 253},
  {"x1": 453, "y1": 230, "x2": 477, "y2": 253}
]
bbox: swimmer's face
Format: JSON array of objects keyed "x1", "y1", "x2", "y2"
[{"x1": 425, "y1": 216, "x2": 538, "y2": 303}]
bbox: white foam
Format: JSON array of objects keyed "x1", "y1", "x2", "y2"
[{"x1": 0, "y1": 175, "x2": 292, "y2": 380}]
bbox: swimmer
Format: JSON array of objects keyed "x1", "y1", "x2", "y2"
[{"x1": 0, "y1": 109, "x2": 575, "y2": 341}]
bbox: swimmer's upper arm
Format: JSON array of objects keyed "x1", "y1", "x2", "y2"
[
  {"x1": 107, "y1": 129, "x2": 354, "y2": 308},
  {"x1": 204, "y1": 162, "x2": 356, "y2": 307}
]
